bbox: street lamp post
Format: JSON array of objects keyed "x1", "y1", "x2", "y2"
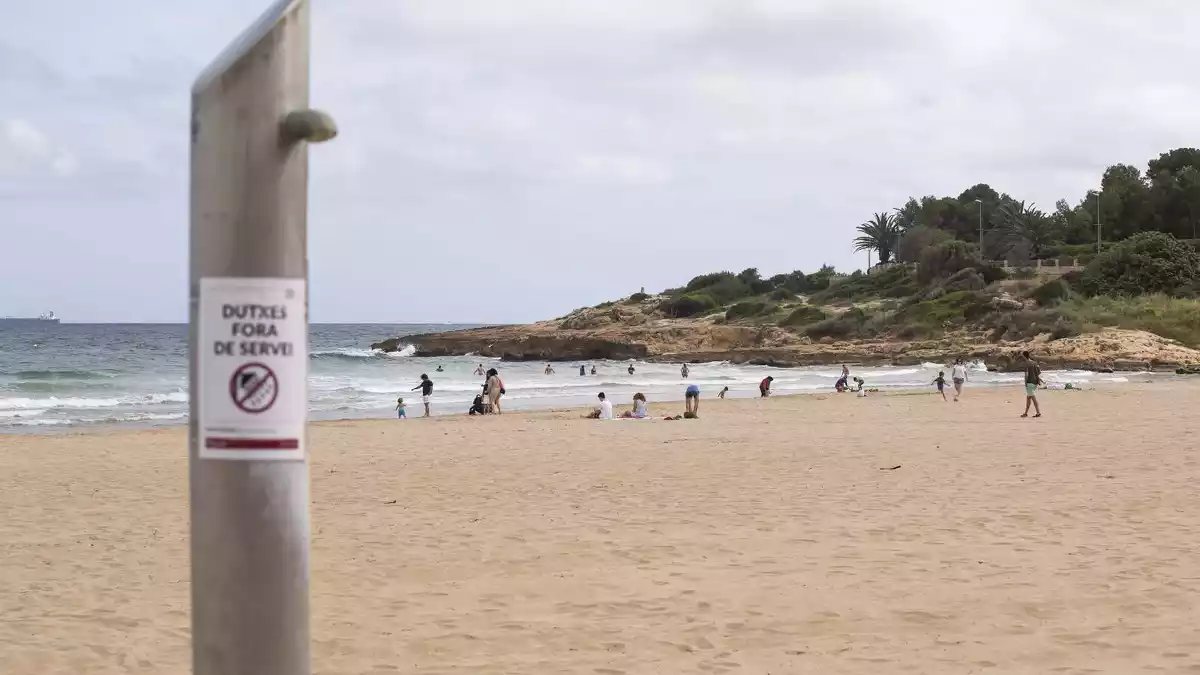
[{"x1": 974, "y1": 199, "x2": 983, "y2": 257}]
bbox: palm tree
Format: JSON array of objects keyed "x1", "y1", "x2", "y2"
[
  {"x1": 995, "y1": 200, "x2": 1057, "y2": 259},
  {"x1": 854, "y1": 212, "x2": 901, "y2": 264}
]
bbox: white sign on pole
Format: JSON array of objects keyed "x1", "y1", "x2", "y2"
[{"x1": 198, "y1": 277, "x2": 307, "y2": 460}]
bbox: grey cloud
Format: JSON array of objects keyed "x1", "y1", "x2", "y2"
[{"x1": 3, "y1": 0, "x2": 1199, "y2": 322}]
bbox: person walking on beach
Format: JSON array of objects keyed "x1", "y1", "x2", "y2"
[
  {"x1": 951, "y1": 358, "x2": 968, "y2": 402},
  {"x1": 1021, "y1": 351, "x2": 1043, "y2": 418},
  {"x1": 412, "y1": 374, "x2": 434, "y2": 417},
  {"x1": 579, "y1": 364, "x2": 586, "y2": 376},
  {"x1": 684, "y1": 383, "x2": 700, "y2": 416},
  {"x1": 842, "y1": 364, "x2": 850, "y2": 380},
  {"x1": 932, "y1": 372, "x2": 947, "y2": 401},
  {"x1": 395, "y1": 397, "x2": 407, "y2": 419},
  {"x1": 486, "y1": 368, "x2": 504, "y2": 414},
  {"x1": 759, "y1": 376, "x2": 774, "y2": 397},
  {"x1": 681, "y1": 363, "x2": 690, "y2": 379}
]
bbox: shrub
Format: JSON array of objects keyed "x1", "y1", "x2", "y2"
[
  {"x1": 1057, "y1": 294, "x2": 1200, "y2": 347},
  {"x1": 725, "y1": 301, "x2": 769, "y2": 321},
  {"x1": 804, "y1": 307, "x2": 868, "y2": 339},
  {"x1": 660, "y1": 293, "x2": 718, "y2": 318},
  {"x1": 1027, "y1": 278, "x2": 1073, "y2": 306},
  {"x1": 897, "y1": 226, "x2": 954, "y2": 263},
  {"x1": 918, "y1": 240, "x2": 981, "y2": 283},
  {"x1": 808, "y1": 265, "x2": 918, "y2": 304},
  {"x1": 768, "y1": 287, "x2": 796, "y2": 301},
  {"x1": 893, "y1": 291, "x2": 993, "y2": 336},
  {"x1": 983, "y1": 308, "x2": 1073, "y2": 341},
  {"x1": 943, "y1": 268, "x2": 985, "y2": 292},
  {"x1": 779, "y1": 305, "x2": 828, "y2": 327},
  {"x1": 625, "y1": 292, "x2": 649, "y2": 303},
  {"x1": 1081, "y1": 231, "x2": 1200, "y2": 297},
  {"x1": 685, "y1": 272, "x2": 736, "y2": 292}
]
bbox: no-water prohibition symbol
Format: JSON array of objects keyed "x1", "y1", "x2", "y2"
[{"x1": 229, "y1": 362, "x2": 279, "y2": 414}]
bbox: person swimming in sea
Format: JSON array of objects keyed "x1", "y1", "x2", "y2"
[
  {"x1": 628, "y1": 364, "x2": 636, "y2": 375},
  {"x1": 545, "y1": 363, "x2": 555, "y2": 375},
  {"x1": 474, "y1": 364, "x2": 485, "y2": 376},
  {"x1": 435, "y1": 365, "x2": 444, "y2": 372}
]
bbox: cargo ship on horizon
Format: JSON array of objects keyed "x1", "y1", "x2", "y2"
[{"x1": 0, "y1": 311, "x2": 60, "y2": 326}]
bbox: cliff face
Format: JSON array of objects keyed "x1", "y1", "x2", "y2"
[{"x1": 370, "y1": 295, "x2": 1200, "y2": 372}]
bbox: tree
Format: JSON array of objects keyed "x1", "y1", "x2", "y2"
[
  {"x1": 853, "y1": 212, "x2": 901, "y2": 264},
  {"x1": 995, "y1": 200, "x2": 1059, "y2": 260},
  {"x1": 895, "y1": 225, "x2": 953, "y2": 263},
  {"x1": 1080, "y1": 232, "x2": 1200, "y2": 297}
]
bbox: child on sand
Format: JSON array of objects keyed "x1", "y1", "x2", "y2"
[
  {"x1": 395, "y1": 397, "x2": 407, "y2": 419},
  {"x1": 933, "y1": 372, "x2": 947, "y2": 401},
  {"x1": 759, "y1": 376, "x2": 773, "y2": 397},
  {"x1": 718, "y1": 386, "x2": 729, "y2": 399}
]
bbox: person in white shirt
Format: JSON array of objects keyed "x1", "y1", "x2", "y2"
[
  {"x1": 951, "y1": 358, "x2": 969, "y2": 402},
  {"x1": 597, "y1": 392, "x2": 614, "y2": 420}
]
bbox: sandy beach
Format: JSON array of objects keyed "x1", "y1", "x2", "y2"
[{"x1": 3, "y1": 381, "x2": 1200, "y2": 674}]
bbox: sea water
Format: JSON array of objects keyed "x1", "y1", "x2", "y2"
[{"x1": 0, "y1": 323, "x2": 1139, "y2": 431}]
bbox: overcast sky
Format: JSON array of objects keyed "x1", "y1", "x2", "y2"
[{"x1": 2, "y1": 1, "x2": 1197, "y2": 323}]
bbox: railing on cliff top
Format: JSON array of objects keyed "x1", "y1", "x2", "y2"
[{"x1": 867, "y1": 259, "x2": 1085, "y2": 277}]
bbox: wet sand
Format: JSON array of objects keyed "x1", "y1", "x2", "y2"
[{"x1": 3, "y1": 381, "x2": 1200, "y2": 673}]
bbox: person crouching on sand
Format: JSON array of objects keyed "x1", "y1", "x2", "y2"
[
  {"x1": 718, "y1": 386, "x2": 729, "y2": 399},
  {"x1": 759, "y1": 376, "x2": 773, "y2": 397}
]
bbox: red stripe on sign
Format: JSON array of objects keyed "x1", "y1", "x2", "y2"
[{"x1": 205, "y1": 438, "x2": 300, "y2": 450}]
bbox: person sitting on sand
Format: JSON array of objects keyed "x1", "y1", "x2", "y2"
[
  {"x1": 933, "y1": 371, "x2": 947, "y2": 401},
  {"x1": 759, "y1": 376, "x2": 773, "y2": 397},
  {"x1": 620, "y1": 392, "x2": 649, "y2": 418},
  {"x1": 684, "y1": 384, "x2": 700, "y2": 416},
  {"x1": 718, "y1": 386, "x2": 729, "y2": 399},
  {"x1": 395, "y1": 397, "x2": 407, "y2": 419},
  {"x1": 545, "y1": 363, "x2": 555, "y2": 375},
  {"x1": 584, "y1": 392, "x2": 614, "y2": 420}
]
